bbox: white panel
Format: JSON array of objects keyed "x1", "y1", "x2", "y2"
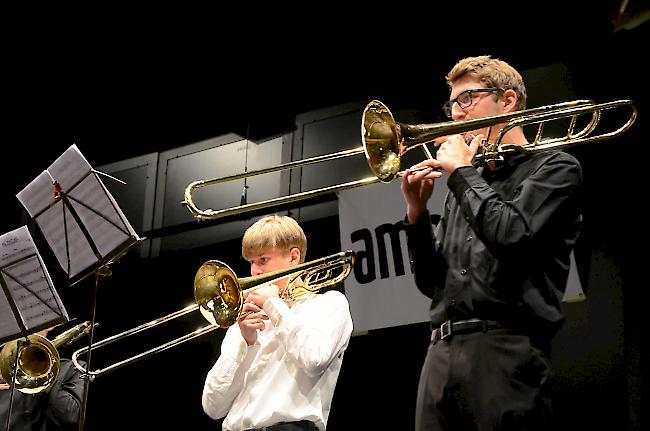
[{"x1": 152, "y1": 134, "x2": 289, "y2": 255}]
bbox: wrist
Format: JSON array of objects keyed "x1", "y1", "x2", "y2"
[
  {"x1": 449, "y1": 161, "x2": 473, "y2": 173},
  {"x1": 407, "y1": 206, "x2": 428, "y2": 224}
]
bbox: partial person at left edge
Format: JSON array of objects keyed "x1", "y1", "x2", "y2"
[{"x1": 0, "y1": 325, "x2": 86, "y2": 431}]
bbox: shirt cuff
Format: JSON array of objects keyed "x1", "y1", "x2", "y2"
[
  {"x1": 242, "y1": 343, "x2": 260, "y2": 363},
  {"x1": 263, "y1": 297, "x2": 291, "y2": 327},
  {"x1": 403, "y1": 210, "x2": 431, "y2": 227},
  {"x1": 230, "y1": 331, "x2": 256, "y2": 363},
  {"x1": 448, "y1": 166, "x2": 483, "y2": 201}
]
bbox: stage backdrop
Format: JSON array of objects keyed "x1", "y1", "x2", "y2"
[{"x1": 338, "y1": 173, "x2": 584, "y2": 331}]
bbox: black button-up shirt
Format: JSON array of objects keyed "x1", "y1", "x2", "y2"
[{"x1": 405, "y1": 150, "x2": 583, "y2": 347}]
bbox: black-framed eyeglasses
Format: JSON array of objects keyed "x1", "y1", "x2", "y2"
[{"x1": 442, "y1": 87, "x2": 503, "y2": 118}]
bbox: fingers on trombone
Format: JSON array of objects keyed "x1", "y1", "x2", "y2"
[
  {"x1": 432, "y1": 136, "x2": 447, "y2": 147},
  {"x1": 240, "y1": 310, "x2": 268, "y2": 322},
  {"x1": 240, "y1": 302, "x2": 269, "y2": 320},
  {"x1": 242, "y1": 301, "x2": 261, "y2": 313},
  {"x1": 408, "y1": 161, "x2": 441, "y2": 179},
  {"x1": 468, "y1": 133, "x2": 485, "y2": 153},
  {"x1": 463, "y1": 134, "x2": 485, "y2": 160}
]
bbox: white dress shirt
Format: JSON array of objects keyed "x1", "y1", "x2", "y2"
[{"x1": 202, "y1": 290, "x2": 353, "y2": 431}]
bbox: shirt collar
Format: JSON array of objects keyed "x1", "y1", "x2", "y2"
[{"x1": 479, "y1": 151, "x2": 530, "y2": 179}]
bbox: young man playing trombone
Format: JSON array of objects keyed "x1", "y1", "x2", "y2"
[
  {"x1": 401, "y1": 55, "x2": 584, "y2": 430},
  {"x1": 201, "y1": 215, "x2": 353, "y2": 431}
]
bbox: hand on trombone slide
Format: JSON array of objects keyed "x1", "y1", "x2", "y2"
[
  {"x1": 402, "y1": 132, "x2": 485, "y2": 181},
  {"x1": 400, "y1": 133, "x2": 485, "y2": 225}
]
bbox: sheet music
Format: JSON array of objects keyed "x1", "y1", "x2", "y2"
[
  {"x1": 16, "y1": 144, "x2": 140, "y2": 282},
  {"x1": 0, "y1": 226, "x2": 68, "y2": 344}
]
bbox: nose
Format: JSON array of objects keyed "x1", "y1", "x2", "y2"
[
  {"x1": 451, "y1": 105, "x2": 466, "y2": 121},
  {"x1": 251, "y1": 264, "x2": 262, "y2": 276}
]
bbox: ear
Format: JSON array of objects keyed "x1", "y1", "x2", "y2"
[
  {"x1": 289, "y1": 247, "x2": 301, "y2": 264},
  {"x1": 502, "y1": 89, "x2": 518, "y2": 112}
]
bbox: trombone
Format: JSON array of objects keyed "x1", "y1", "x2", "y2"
[
  {"x1": 71, "y1": 250, "x2": 355, "y2": 379},
  {"x1": 0, "y1": 321, "x2": 93, "y2": 394},
  {"x1": 182, "y1": 98, "x2": 637, "y2": 221}
]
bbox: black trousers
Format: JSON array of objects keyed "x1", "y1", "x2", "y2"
[{"x1": 415, "y1": 329, "x2": 553, "y2": 431}]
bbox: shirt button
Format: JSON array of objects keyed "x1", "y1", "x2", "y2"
[
  {"x1": 460, "y1": 268, "x2": 467, "y2": 275},
  {"x1": 466, "y1": 235, "x2": 473, "y2": 241}
]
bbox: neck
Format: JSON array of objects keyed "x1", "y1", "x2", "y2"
[{"x1": 497, "y1": 125, "x2": 528, "y2": 146}]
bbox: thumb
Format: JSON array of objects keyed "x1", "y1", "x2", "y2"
[{"x1": 469, "y1": 134, "x2": 484, "y2": 156}]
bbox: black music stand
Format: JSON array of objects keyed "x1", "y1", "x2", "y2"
[
  {"x1": 16, "y1": 144, "x2": 141, "y2": 286},
  {"x1": 0, "y1": 225, "x2": 69, "y2": 431},
  {"x1": 16, "y1": 144, "x2": 142, "y2": 431}
]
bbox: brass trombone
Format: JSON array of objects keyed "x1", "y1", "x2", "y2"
[
  {"x1": 0, "y1": 321, "x2": 93, "y2": 394},
  {"x1": 182, "y1": 98, "x2": 637, "y2": 221},
  {"x1": 71, "y1": 250, "x2": 355, "y2": 379}
]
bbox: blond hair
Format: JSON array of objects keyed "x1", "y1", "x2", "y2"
[
  {"x1": 445, "y1": 55, "x2": 527, "y2": 110},
  {"x1": 242, "y1": 215, "x2": 307, "y2": 263}
]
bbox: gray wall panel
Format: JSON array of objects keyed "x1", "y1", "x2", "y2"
[{"x1": 97, "y1": 152, "x2": 158, "y2": 258}]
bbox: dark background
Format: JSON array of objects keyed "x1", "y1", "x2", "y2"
[{"x1": 2, "y1": 1, "x2": 648, "y2": 430}]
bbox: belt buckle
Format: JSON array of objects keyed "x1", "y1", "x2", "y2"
[{"x1": 439, "y1": 320, "x2": 452, "y2": 340}]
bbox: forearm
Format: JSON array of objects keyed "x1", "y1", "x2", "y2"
[{"x1": 201, "y1": 328, "x2": 258, "y2": 419}]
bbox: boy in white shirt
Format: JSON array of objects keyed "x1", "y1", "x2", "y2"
[{"x1": 202, "y1": 215, "x2": 353, "y2": 431}]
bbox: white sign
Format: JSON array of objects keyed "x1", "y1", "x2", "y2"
[{"x1": 338, "y1": 176, "x2": 449, "y2": 331}]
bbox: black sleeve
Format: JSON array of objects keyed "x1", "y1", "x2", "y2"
[
  {"x1": 447, "y1": 153, "x2": 583, "y2": 259},
  {"x1": 405, "y1": 211, "x2": 448, "y2": 299}
]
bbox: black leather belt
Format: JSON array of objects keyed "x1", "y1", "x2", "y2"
[
  {"x1": 245, "y1": 420, "x2": 318, "y2": 431},
  {"x1": 431, "y1": 318, "x2": 502, "y2": 343}
]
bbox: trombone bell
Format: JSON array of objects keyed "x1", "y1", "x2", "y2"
[
  {"x1": 0, "y1": 335, "x2": 60, "y2": 394},
  {"x1": 361, "y1": 100, "x2": 402, "y2": 182},
  {"x1": 194, "y1": 260, "x2": 243, "y2": 328}
]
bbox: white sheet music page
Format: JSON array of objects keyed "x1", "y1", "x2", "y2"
[
  {"x1": 16, "y1": 144, "x2": 140, "y2": 282},
  {"x1": 0, "y1": 226, "x2": 68, "y2": 344}
]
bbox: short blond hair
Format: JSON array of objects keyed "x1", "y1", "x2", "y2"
[
  {"x1": 242, "y1": 215, "x2": 307, "y2": 263},
  {"x1": 445, "y1": 55, "x2": 527, "y2": 111}
]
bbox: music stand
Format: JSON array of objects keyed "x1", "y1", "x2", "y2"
[
  {"x1": 16, "y1": 144, "x2": 141, "y2": 286},
  {"x1": 15, "y1": 144, "x2": 142, "y2": 431},
  {"x1": 0, "y1": 225, "x2": 68, "y2": 431}
]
